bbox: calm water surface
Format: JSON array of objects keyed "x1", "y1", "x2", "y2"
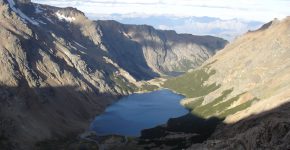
[{"x1": 90, "y1": 89, "x2": 188, "y2": 136}]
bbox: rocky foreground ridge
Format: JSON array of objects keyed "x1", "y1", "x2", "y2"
[
  {"x1": 90, "y1": 17, "x2": 290, "y2": 150},
  {"x1": 42, "y1": 17, "x2": 290, "y2": 150},
  {"x1": 0, "y1": 0, "x2": 227, "y2": 149},
  {"x1": 187, "y1": 16, "x2": 290, "y2": 150},
  {"x1": 1, "y1": 0, "x2": 289, "y2": 149},
  {"x1": 160, "y1": 17, "x2": 290, "y2": 149}
]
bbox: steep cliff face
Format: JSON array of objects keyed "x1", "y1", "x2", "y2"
[
  {"x1": 0, "y1": 0, "x2": 123, "y2": 148},
  {"x1": 0, "y1": 0, "x2": 226, "y2": 149},
  {"x1": 97, "y1": 20, "x2": 227, "y2": 77}
]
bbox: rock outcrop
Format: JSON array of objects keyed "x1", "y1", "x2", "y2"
[
  {"x1": 190, "y1": 17, "x2": 290, "y2": 149},
  {"x1": 0, "y1": 0, "x2": 226, "y2": 149},
  {"x1": 96, "y1": 20, "x2": 227, "y2": 78},
  {"x1": 164, "y1": 16, "x2": 290, "y2": 119},
  {"x1": 190, "y1": 101, "x2": 290, "y2": 149},
  {"x1": 163, "y1": 17, "x2": 290, "y2": 149}
]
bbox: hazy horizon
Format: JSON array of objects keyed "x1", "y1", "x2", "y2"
[
  {"x1": 32, "y1": 0, "x2": 289, "y2": 22},
  {"x1": 31, "y1": 0, "x2": 289, "y2": 40}
]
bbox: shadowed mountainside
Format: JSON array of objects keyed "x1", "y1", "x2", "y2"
[
  {"x1": 97, "y1": 20, "x2": 227, "y2": 76},
  {"x1": 0, "y1": 0, "x2": 288, "y2": 149},
  {"x1": 139, "y1": 99, "x2": 290, "y2": 150},
  {"x1": 163, "y1": 17, "x2": 290, "y2": 119},
  {"x1": 159, "y1": 16, "x2": 290, "y2": 149},
  {"x1": 44, "y1": 101, "x2": 290, "y2": 150},
  {"x1": 0, "y1": 85, "x2": 117, "y2": 150},
  {"x1": 190, "y1": 100, "x2": 290, "y2": 149},
  {"x1": 0, "y1": 0, "x2": 227, "y2": 149}
]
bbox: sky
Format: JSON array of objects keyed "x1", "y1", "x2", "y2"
[
  {"x1": 31, "y1": 0, "x2": 289, "y2": 40},
  {"x1": 32, "y1": 0, "x2": 289, "y2": 22}
]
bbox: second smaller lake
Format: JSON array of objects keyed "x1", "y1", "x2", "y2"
[{"x1": 90, "y1": 89, "x2": 188, "y2": 136}]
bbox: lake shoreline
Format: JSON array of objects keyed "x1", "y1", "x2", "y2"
[{"x1": 90, "y1": 89, "x2": 188, "y2": 137}]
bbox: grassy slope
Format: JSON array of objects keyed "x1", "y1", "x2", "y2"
[
  {"x1": 163, "y1": 64, "x2": 257, "y2": 118},
  {"x1": 163, "y1": 66, "x2": 220, "y2": 98},
  {"x1": 139, "y1": 83, "x2": 159, "y2": 92},
  {"x1": 110, "y1": 73, "x2": 160, "y2": 93}
]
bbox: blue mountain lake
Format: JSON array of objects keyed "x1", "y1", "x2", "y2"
[{"x1": 90, "y1": 89, "x2": 188, "y2": 136}]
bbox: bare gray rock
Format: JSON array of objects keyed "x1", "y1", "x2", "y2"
[
  {"x1": 0, "y1": 0, "x2": 226, "y2": 149},
  {"x1": 97, "y1": 20, "x2": 227, "y2": 78}
]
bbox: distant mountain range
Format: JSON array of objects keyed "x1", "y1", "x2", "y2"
[
  {"x1": 0, "y1": 0, "x2": 226, "y2": 149},
  {"x1": 108, "y1": 16, "x2": 290, "y2": 150},
  {"x1": 1, "y1": 0, "x2": 290, "y2": 150},
  {"x1": 92, "y1": 14, "x2": 264, "y2": 41}
]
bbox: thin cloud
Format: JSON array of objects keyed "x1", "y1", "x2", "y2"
[{"x1": 32, "y1": 0, "x2": 289, "y2": 22}]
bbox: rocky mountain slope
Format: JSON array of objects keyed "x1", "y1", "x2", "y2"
[
  {"x1": 66, "y1": 18, "x2": 290, "y2": 150},
  {"x1": 0, "y1": 0, "x2": 226, "y2": 149},
  {"x1": 189, "y1": 101, "x2": 290, "y2": 149},
  {"x1": 96, "y1": 20, "x2": 226, "y2": 77},
  {"x1": 163, "y1": 17, "x2": 290, "y2": 149}
]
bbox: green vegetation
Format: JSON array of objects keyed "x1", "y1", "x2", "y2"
[
  {"x1": 172, "y1": 59, "x2": 196, "y2": 72},
  {"x1": 218, "y1": 97, "x2": 259, "y2": 118},
  {"x1": 111, "y1": 73, "x2": 160, "y2": 93},
  {"x1": 192, "y1": 89, "x2": 233, "y2": 117},
  {"x1": 126, "y1": 136, "x2": 135, "y2": 143},
  {"x1": 110, "y1": 74, "x2": 137, "y2": 93},
  {"x1": 185, "y1": 91, "x2": 258, "y2": 118},
  {"x1": 163, "y1": 68, "x2": 220, "y2": 98},
  {"x1": 139, "y1": 83, "x2": 159, "y2": 92},
  {"x1": 184, "y1": 97, "x2": 204, "y2": 110},
  {"x1": 162, "y1": 62, "x2": 257, "y2": 118},
  {"x1": 211, "y1": 92, "x2": 245, "y2": 116}
]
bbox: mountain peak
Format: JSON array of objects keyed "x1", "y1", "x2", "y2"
[
  {"x1": 0, "y1": 1, "x2": 227, "y2": 149},
  {"x1": 57, "y1": 6, "x2": 85, "y2": 16},
  {"x1": 250, "y1": 16, "x2": 289, "y2": 33},
  {"x1": 54, "y1": 7, "x2": 86, "y2": 23}
]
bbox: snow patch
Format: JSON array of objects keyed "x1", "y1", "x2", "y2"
[
  {"x1": 35, "y1": 4, "x2": 44, "y2": 13},
  {"x1": 46, "y1": 17, "x2": 54, "y2": 23},
  {"x1": 37, "y1": 20, "x2": 46, "y2": 24},
  {"x1": 55, "y1": 11, "x2": 75, "y2": 22},
  {"x1": 103, "y1": 56, "x2": 119, "y2": 68},
  {"x1": 7, "y1": 0, "x2": 39, "y2": 26},
  {"x1": 73, "y1": 41, "x2": 87, "y2": 49},
  {"x1": 50, "y1": 32, "x2": 57, "y2": 38}
]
